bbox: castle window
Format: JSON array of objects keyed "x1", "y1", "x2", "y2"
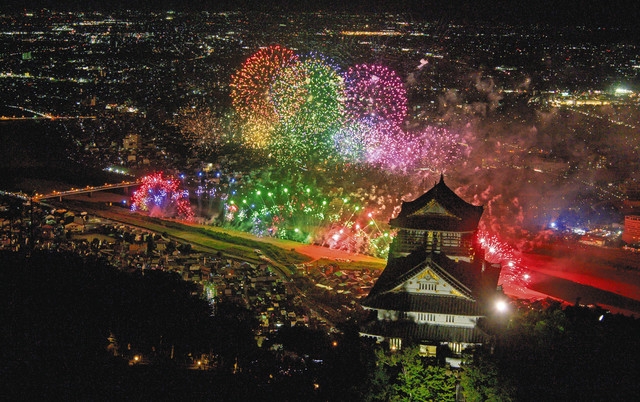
[
  {"x1": 418, "y1": 313, "x2": 436, "y2": 322},
  {"x1": 419, "y1": 282, "x2": 436, "y2": 291},
  {"x1": 442, "y1": 232, "x2": 462, "y2": 248}
]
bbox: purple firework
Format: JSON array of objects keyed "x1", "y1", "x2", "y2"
[{"x1": 343, "y1": 64, "x2": 408, "y2": 127}]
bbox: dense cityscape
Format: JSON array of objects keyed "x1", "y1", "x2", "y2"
[{"x1": 1, "y1": 4, "x2": 639, "y2": 401}]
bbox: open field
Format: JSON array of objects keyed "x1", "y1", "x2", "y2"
[{"x1": 60, "y1": 196, "x2": 386, "y2": 273}]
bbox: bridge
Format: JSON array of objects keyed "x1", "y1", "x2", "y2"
[
  {"x1": 34, "y1": 181, "x2": 141, "y2": 201},
  {"x1": 0, "y1": 105, "x2": 97, "y2": 121}
]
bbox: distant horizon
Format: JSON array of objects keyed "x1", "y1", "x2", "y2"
[{"x1": 1, "y1": 0, "x2": 639, "y2": 32}]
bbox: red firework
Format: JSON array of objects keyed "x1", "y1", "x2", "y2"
[
  {"x1": 477, "y1": 230, "x2": 520, "y2": 266},
  {"x1": 230, "y1": 45, "x2": 299, "y2": 122},
  {"x1": 131, "y1": 172, "x2": 194, "y2": 221}
]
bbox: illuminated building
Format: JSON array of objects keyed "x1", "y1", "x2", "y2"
[
  {"x1": 622, "y1": 215, "x2": 640, "y2": 245},
  {"x1": 360, "y1": 175, "x2": 502, "y2": 354},
  {"x1": 123, "y1": 133, "x2": 140, "y2": 150}
]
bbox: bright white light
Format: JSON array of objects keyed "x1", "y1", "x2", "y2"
[{"x1": 495, "y1": 300, "x2": 508, "y2": 313}]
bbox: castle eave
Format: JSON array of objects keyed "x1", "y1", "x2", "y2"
[
  {"x1": 361, "y1": 319, "x2": 490, "y2": 344},
  {"x1": 361, "y1": 292, "x2": 484, "y2": 316}
]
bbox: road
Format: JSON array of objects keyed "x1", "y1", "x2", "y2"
[
  {"x1": 502, "y1": 250, "x2": 640, "y2": 316},
  {"x1": 527, "y1": 271, "x2": 640, "y2": 314}
]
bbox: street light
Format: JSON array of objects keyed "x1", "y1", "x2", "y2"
[{"x1": 495, "y1": 299, "x2": 509, "y2": 313}]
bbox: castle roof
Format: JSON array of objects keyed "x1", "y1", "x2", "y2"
[
  {"x1": 361, "y1": 319, "x2": 491, "y2": 344},
  {"x1": 360, "y1": 249, "x2": 501, "y2": 344},
  {"x1": 362, "y1": 292, "x2": 484, "y2": 316},
  {"x1": 364, "y1": 249, "x2": 488, "y2": 299},
  {"x1": 362, "y1": 249, "x2": 501, "y2": 310},
  {"x1": 389, "y1": 174, "x2": 483, "y2": 232}
]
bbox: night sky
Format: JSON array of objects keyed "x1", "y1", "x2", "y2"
[{"x1": 2, "y1": 0, "x2": 639, "y2": 31}]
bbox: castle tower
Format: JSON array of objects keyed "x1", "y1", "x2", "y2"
[{"x1": 360, "y1": 175, "x2": 502, "y2": 354}]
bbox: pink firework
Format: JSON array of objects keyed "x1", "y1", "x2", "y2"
[
  {"x1": 334, "y1": 118, "x2": 420, "y2": 171},
  {"x1": 131, "y1": 172, "x2": 194, "y2": 221},
  {"x1": 343, "y1": 64, "x2": 408, "y2": 127},
  {"x1": 413, "y1": 126, "x2": 469, "y2": 171}
]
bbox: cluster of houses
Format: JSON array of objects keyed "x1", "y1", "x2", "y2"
[
  {"x1": 306, "y1": 264, "x2": 380, "y2": 298},
  {"x1": 2, "y1": 196, "x2": 347, "y2": 343}
]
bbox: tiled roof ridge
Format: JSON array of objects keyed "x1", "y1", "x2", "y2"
[
  {"x1": 426, "y1": 254, "x2": 475, "y2": 299},
  {"x1": 393, "y1": 175, "x2": 483, "y2": 222},
  {"x1": 368, "y1": 251, "x2": 475, "y2": 301},
  {"x1": 361, "y1": 292, "x2": 484, "y2": 316}
]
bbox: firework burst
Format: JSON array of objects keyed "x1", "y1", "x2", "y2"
[
  {"x1": 176, "y1": 108, "x2": 225, "y2": 157},
  {"x1": 478, "y1": 230, "x2": 519, "y2": 265},
  {"x1": 131, "y1": 172, "x2": 194, "y2": 221},
  {"x1": 343, "y1": 63, "x2": 408, "y2": 127},
  {"x1": 334, "y1": 118, "x2": 420, "y2": 171},
  {"x1": 171, "y1": 47, "x2": 479, "y2": 257},
  {"x1": 230, "y1": 45, "x2": 299, "y2": 122}
]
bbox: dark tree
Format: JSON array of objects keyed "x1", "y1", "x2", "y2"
[
  {"x1": 493, "y1": 301, "x2": 640, "y2": 402},
  {"x1": 0, "y1": 251, "x2": 226, "y2": 400}
]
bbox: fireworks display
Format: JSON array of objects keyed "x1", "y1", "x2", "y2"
[
  {"x1": 292, "y1": 57, "x2": 346, "y2": 134},
  {"x1": 176, "y1": 108, "x2": 225, "y2": 158},
  {"x1": 226, "y1": 46, "x2": 465, "y2": 172},
  {"x1": 478, "y1": 230, "x2": 520, "y2": 266},
  {"x1": 334, "y1": 118, "x2": 415, "y2": 170},
  {"x1": 343, "y1": 64, "x2": 408, "y2": 127},
  {"x1": 131, "y1": 172, "x2": 194, "y2": 221},
  {"x1": 230, "y1": 45, "x2": 299, "y2": 122},
  {"x1": 242, "y1": 116, "x2": 275, "y2": 150},
  {"x1": 268, "y1": 57, "x2": 348, "y2": 165},
  {"x1": 477, "y1": 230, "x2": 530, "y2": 289},
  {"x1": 410, "y1": 125, "x2": 470, "y2": 173},
  {"x1": 175, "y1": 45, "x2": 479, "y2": 258},
  {"x1": 231, "y1": 52, "x2": 348, "y2": 165},
  {"x1": 216, "y1": 179, "x2": 396, "y2": 257}
]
